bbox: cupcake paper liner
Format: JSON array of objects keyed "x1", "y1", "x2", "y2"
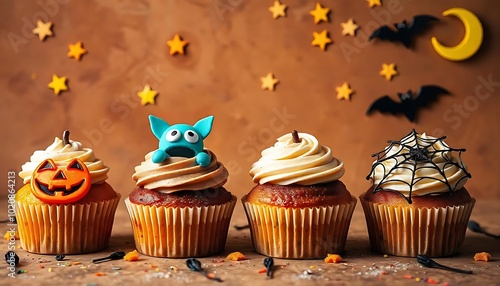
[
  {"x1": 242, "y1": 196, "x2": 357, "y2": 259},
  {"x1": 360, "y1": 196, "x2": 475, "y2": 257},
  {"x1": 125, "y1": 196, "x2": 237, "y2": 258},
  {"x1": 16, "y1": 194, "x2": 121, "y2": 254}
]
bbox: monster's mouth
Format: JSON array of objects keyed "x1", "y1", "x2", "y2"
[
  {"x1": 35, "y1": 179, "x2": 86, "y2": 196},
  {"x1": 166, "y1": 147, "x2": 196, "y2": 158}
]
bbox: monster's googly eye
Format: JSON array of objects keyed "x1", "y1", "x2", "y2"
[
  {"x1": 166, "y1": 129, "x2": 181, "y2": 142},
  {"x1": 184, "y1": 130, "x2": 199, "y2": 143}
]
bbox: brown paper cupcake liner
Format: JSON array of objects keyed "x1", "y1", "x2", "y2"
[
  {"x1": 360, "y1": 196, "x2": 475, "y2": 257},
  {"x1": 242, "y1": 196, "x2": 357, "y2": 259},
  {"x1": 125, "y1": 196, "x2": 237, "y2": 258},
  {"x1": 16, "y1": 194, "x2": 121, "y2": 254}
]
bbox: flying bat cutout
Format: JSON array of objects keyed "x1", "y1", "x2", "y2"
[
  {"x1": 369, "y1": 15, "x2": 439, "y2": 48},
  {"x1": 366, "y1": 85, "x2": 450, "y2": 122}
]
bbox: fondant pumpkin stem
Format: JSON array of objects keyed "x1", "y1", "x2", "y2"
[
  {"x1": 292, "y1": 130, "x2": 301, "y2": 143},
  {"x1": 63, "y1": 130, "x2": 70, "y2": 145}
]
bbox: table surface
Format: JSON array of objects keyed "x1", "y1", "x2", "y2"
[{"x1": 1, "y1": 199, "x2": 499, "y2": 286}]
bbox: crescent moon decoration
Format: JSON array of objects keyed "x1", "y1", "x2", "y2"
[{"x1": 431, "y1": 8, "x2": 483, "y2": 61}]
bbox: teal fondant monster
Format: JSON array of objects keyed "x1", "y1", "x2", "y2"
[{"x1": 148, "y1": 115, "x2": 214, "y2": 167}]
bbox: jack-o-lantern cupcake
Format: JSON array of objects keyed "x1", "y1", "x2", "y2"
[
  {"x1": 360, "y1": 130, "x2": 474, "y2": 257},
  {"x1": 125, "y1": 115, "x2": 236, "y2": 258},
  {"x1": 15, "y1": 131, "x2": 120, "y2": 254},
  {"x1": 242, "y1": 131, "x2": 357, "y2": 259}
]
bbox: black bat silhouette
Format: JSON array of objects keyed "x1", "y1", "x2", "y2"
[
  {"x1": 369, "y1": 15, "x2": 439, "y2": 48},
  {"x1": 366, "y1": 85, "x2": 449, "y2": 122}
]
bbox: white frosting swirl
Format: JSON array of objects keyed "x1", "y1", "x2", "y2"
[
  {"x1": 249, "y1": 132, "x2": 345, "y2": 185},
  {"x1": 369, "y1": 132, "x2": 469, "y2": 196},
  {"x1": 19, "y1": 137, "x2": 109, "y2": 184}
]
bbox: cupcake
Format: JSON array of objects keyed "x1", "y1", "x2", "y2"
[
  {"x1": 16, "y1": 131, "x2": 120, "y2": 254},
  {"x1": 242, "y1": 131, "x2": 357, "y2": 259},
  {"x1": 125, "y1": 115, "x2": 236, "y2": 258},
  {"x1": 360, "y1": 130, "x2": 474, "y2": 257}
]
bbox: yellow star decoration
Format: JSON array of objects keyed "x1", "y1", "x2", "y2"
[
  {"x1": 48, "y1": 74, "x2": 68, "y2": 95},
  {"x1": 167, "y1": 34, "x2": 187, "y2": 55},
  {"x1": 341, "y1": 19, "x2": 359, "y2": 36},
  {"x1": 137, "y1": 85, "x2": 158, "y2": 105},
  {"x1": 260, "y1": 73, "x2": 279, "y2": 91},
  {"x1": 269, "y1": 0, "x2": 287, "y2": 19},
  {"x1": 309, "y1": 3, "x2": 330, "y2": 24},
  {"x1": 367, "y1": 0, "x2": 382, "y2": 8},
  {"x1": 32, "y1": 20, "x2": 53, "y2": 41},
  {"x1": 67, "y1": 41, "x2": 87, "y2": 61},
  {"x1": 336, "y1": 82, "x2": 353, "y2": 101},
  {"x1": 311, "y1": 30, "x2": 332, "y2": 51},
  {"x1": 380, "y1": 63, "x2": 398, "y2": 81}
]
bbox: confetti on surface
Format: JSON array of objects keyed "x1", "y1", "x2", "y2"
[
  {"x1": 474, "y1": 252, "x2": 492, "y2": 262},
  {"x1": 4, "y1": 230, "x2": 19, "y2": 240},
  {"x1": 341, "y1": 19, "x2": 359, "y2": 36},
  {"x1": 123, "y1": 250, "x2": 140, "y2": 261},
  {"x1": 226, "y1": 252, "x2": 247, "y2": 261},
  {"x1": 137, "y1": 85, "x2": 158, "y2": 105},
  {"x1": 311, "y1": 30, "x2": 332, "y2": 51},
  {"x1": 367, "y1": 0, "x2": 382, "y2": 8},
  {"x1": 336, "y1": 82, "x2": 353, "y2": 101},
  {"x1": 94, "y1": 271, "x2": 106, "y2": 276},
  {"x1": 260, "y1": 73, "x2": 279, "y2": 91},
  {"x1": 324, "y1": 254, "x2": 342, "y2": 263},
  {"x1": 309, "y1": 3, "x2": 330, "y2": 24},
  {"x1": 167, "y1": 34, "x2": 187, "y2": 55},
  {"x1": 269, "y1": 0, "x2": 287, "y2": 19},
  {"x1": 68, "y1": 41, "x2": 87, "y2": 61},
  {"x1": 32, "y1": 20, "x2": 53, "y2": 41},
  {"x1": 48, "y1": 74, "x2": 68, "y2": 95},
  {"x1": 379, "y1": 63, "x2": 398, "y2": 81}
]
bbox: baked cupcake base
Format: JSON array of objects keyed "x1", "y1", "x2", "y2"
[
  {"x1": 242, "y1": 196, "x2": 357, "y2": 259},
  {"x1": 360, "y1": 195, "x2": 475, "y2": 257},
  {"x1": 125, "y1": 196, "x2": 237, "y2": 258},
  {"x1": 16, "y1": 195, "x2": 120, "y2": 254}
]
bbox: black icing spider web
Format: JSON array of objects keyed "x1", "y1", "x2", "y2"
[{"x1": 366, "y1": 129, "x2": 471, "y2": 204}]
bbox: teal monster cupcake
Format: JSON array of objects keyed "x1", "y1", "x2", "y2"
[{"x1": 125, "y1": 115, "x2": 236, "y2": 257}]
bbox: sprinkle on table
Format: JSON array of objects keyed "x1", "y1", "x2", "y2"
[
  {"x1": 380, "y1": 63, "x2": 398, "y2": 81},
  {"x1": 474, "y1": 252, "x2": 492, "y2": 262},
  {"x1": 226, "y1": 252, "x2": 247, "y2": 261},
  {"x1": 367, "y1": 0, "x2": 382, "y2": 8},
  {"x1": 4, "y1": 230, "x2": 19, "y2": 240},
  {"x1": 324, "y1": 254, "x2": 342, "y2": 263},
  {"x1": 341, "y1": 19, "x2": 359, "y2": 36},
  {"x1": 94, "y1": 271, "x2": 106, "y2": 276},
  {"x1": 137, "y1": 85, "x2": 158, "y2": 105},
  {"x1": 123, "y1": 250, "x2": 140, "y2": 261}
]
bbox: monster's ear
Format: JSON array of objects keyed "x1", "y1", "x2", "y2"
[
  {"x1": 149, "y1": 115, "x2": 170, "y2": 139},
  {"x1": 193, "y1": 115, "x2": 214, "y2": 139}
]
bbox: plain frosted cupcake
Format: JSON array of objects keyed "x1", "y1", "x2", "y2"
[
  {"x1": 360, "y1": 130, "x2": 474, "y2": 257},
  {"x1": 125, "y1": 115, "x2": 236, "y2": 258},
  {"x1": 242, "y1": 131, "x2": 357, "y2": 259},
  {"x1": 15, "y1": 131, "x2": 120, "y2": 254}
]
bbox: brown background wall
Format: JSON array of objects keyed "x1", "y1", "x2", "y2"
[{"x1": 1, "y1": 0, "x2": 499, "y2": 200}]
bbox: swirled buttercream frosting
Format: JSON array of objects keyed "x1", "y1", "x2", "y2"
[
  {"x1": 133, "y1": 150, "x2": 228, "y2": 194},
  {"x1": 367, "y1": 130, "x2": 471, "y2": 200},
  {"x1": 249, "y1": 132, "x2": 345, "y2": 185},
  {"x1": 19, "y1": 137, "x2": 109, "y2": 184}
]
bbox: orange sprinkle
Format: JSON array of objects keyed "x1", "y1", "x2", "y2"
[
  {"x1": 207, "y1": 273, "x2": 215, "y2": 279},
  {"x1": 403, "y1": 274, "x2": 413, "y2": 279},
  {"x1": 72, "y1": 262, "x2": 81, "y2": 266},
  {"x1": 38, "y1": 264, "x2": 45, "y2": 269},
  {"x1": 258, "y1": 268, "x2": 267, "y2": 274},
  {"x1": 3, "y1": 230, "x2": 19, "y2": 240},
  {"x1": 324, "y1": 254, "x2": 342, "y2": 263},
  {"x1": 123, "y1": 250, "x2": 140, "y2": 261},
  {"x1": 426, "y1": 278, "x2": 439, "y2": 284},
  {"x1": 94, "y1": 272, "x2": 106, "y2": 276},
  {"x1": 226, "y1": 251, "x2": 247, "y2": 261},
  {"x1": 380, "y1": 270, "x2": 388, "y2": 275},
  {"x1": 149, "y1": 264, "x2": 157, "y2": 268},
  {"x1": 474, "y1": 252, "x2": 492, "y2": 262}
]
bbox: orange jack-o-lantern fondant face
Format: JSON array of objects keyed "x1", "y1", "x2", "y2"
[{"x1": 30, "y1": 158, "x2": 91, "y2": 204}]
